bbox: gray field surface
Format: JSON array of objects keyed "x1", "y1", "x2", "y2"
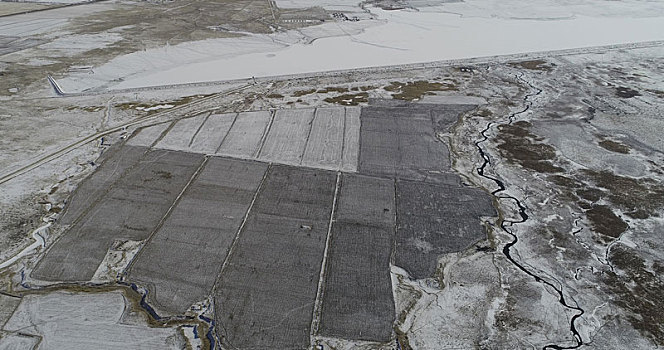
[
  {"x1": 58, "y1": 145, "x2": 146, "y2": 225},
  {"x1": 126, "y1": 123, "x2": 171, "y2": 147},
  {"x1": 155, "y1": 114, "x2": 208, "y2": 151},
  {"x1": 215, "y1": 165, "x2": 336, "y2": 349},
  {"x1": 258, "y1": 108, "x2": 315, "y2": 164},
  {"x1": 341, "y1": 106, "x2": 361, "y2": 172},
  {"x1": 251, "y1": 165, "x2": 337, "y2": 221},
  {"x1": 430, "y1": 104, "x2": 477, "y2": 133},
  {"x1": 128, "y1": 157, "x2": 268, "y2": 314},
  {"x1": 145, "y1": 107, "x2": 360, "y2": 172},
  {"x1": 25, "y1": 101, "x2": 497, "y2": 346},
  {"x1": 189, "y1": 113, "x2": 236, "y2": 153},
  {"x1": 0, "y1": 293, "x2": 20, "y2": 327},
  {"x1": 302, "y1": 107, "x2": 344, "y2": 169},
  {"x1": 5, "y1": 25, "x2": 662, "y2": 348},
  {"x1": 333, "y1": 173, "x2": 395, "y2": 228},
  {"x1": 358, "y1": 104, "x2": 459, "y2": 183},
  {"x1": 319, "y1": 173, "x2": 395, "y2": 341},
  {"x1": 395, "y1": 180, "x2": 496, "y2": 279},
  {"x1": 217, "y1": 110, "x2": 272, "y2": 158},
  {"x1": 33, "y1": 150, "x2": 204, "y2": 282}
]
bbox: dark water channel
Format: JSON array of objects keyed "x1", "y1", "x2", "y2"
[{"x1": 474, "y1": 73, "x2": 584, "y2": 349}]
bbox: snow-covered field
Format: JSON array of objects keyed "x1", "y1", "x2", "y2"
[
  {"x1": 3, "y1": 291, "x2": 184, "y2": 349},
  {"x1": 9, "y1": 0, "x2": 94, "y2": 5},
  {"x1": 54, "y1": 0, "x2": 664, "y2": 91}
]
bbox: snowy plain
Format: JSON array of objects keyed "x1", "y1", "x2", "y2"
[{"x1": 54, "y1": 0, "x2": 664, "y2": 91}]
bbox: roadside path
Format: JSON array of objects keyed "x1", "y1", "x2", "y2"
[{"x1": 0, "y1": 83, "x2": 254, "y2": 185}]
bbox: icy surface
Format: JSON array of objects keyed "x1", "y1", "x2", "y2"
[
  {"x1": 53, "y1": 2, "x2": 664, "y2": 91},
  {"x1": 3, "y1": 291, "x2": 182, "y2": 349}
]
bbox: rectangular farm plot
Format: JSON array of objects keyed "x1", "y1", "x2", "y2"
[
  {"x1": 358, "y1": 106, "x2": 453, "y2": 182},
  {"x1": 333, "y1": 173, "x2": 395, "y2": 228},
  {"x1": 217, "y1": 110, "x2": 272, "y2": 158},
  {"x1": 32, "y1": 150, "x2": 205, "y2": 282},
  {"x1": 341, "y1": 106, "x2": 361, "y2": 172},
  {"x1": 59, "y1": 144, "x2": 146, "y2": 225},
  {"x1": 155, "y1": 114, "x2": 207, "y2": 151},
  {"x1": 361, "y1": 105, "x2": 432, "y2": 121},
  {"x1": 359, "y1": 129, "x2": 399, "y2": 178},
  {"x1": 258, "y1": 108, "x2": 315, "y2": 165},
  {"x1": 132, "y1": 107, "x2": 363, "y2": 171},
  {"x1": 359, "y1": 115, "x2": 400, "y2": 178},
  {"x1": 398, "y1": 120, "x2": 449, "y2": 171},
  {"x1": 215, "y1": 165, "x2": 337, "y2": 349},
  {"x1": 302, "y1": 107, "x2": 344, "y2": 169},
  {"x1": 395, "y1": 180, "x2": 496, "y2": 279},
  {"x1": 253, "y1": 164, "x2": 337, "y2": 221},
  {"x1": 319, "y1": 174, "x2": 396, "y2": 342},
  {"x1": 188, "y1": 113, "x2": 236, "y2": 154},
  {"x1": 126, "y1": 123, "x2": 171, "y2": 147},
  {"x1": 397, "y1": 125, "x2": 455, "y2": 183},
  {"x1": 129, "y1": 157, "x2": 268, "y2": 315}
]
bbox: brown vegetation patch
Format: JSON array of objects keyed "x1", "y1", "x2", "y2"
[
  {"x1": 586, "y1": 205, "x2": 628, "y2": 242},
  {"x1": 494, "y1": 284, "x2": 544, "y2": 331},
  {"x1": 292, "y1": 89, "x2": 317, "y2": 97},
  {"x1": 509, "y1": 59, "x2": 554, "y2": 71},
  {"x1": 577, "y1": 201, "x2": 591, "y2": 210},
  {"x1": 646, "y1": 89, "x2": 664, "y2": 98},
  {"x1": 495, "y1": 122, "x2": 563, "y2": 174},
  {"x1": 475, "y1": 108, "x2": 492, "y2": 118},
  {"x1": 615, "y1": 86, "x2": 641, "y2": 98},
  {"x1": 266, "y1": 93, "x2": 283, "y2": 98},
  {"x1": 654, "y1": 261, "x2": 664, "y2": 275},
  {"x1": 547, "y1": 175, "x2": 583, "y2": 189},
  {"x1": 324, "y1": 92, "x2": 368, "y2": 106},
  {"x1": 317, "y1": 87, "x2": 348, "y2": 94},
  {"x1": 395, "y1": 328, "x2": 413, "y2": 350},
  {"x1": 384, "y1": 80, "x2": 457, "y2": 101},
  {"x1": 604, "y1": 244, "x2": 664, "y2": 346},
  {"x1": 582, "y1": 170, "x2": 664, "y2": 219},
  {"x1": 599, "y1": 139, "x2": 630, "y2": 154},
  {"x1": 66, "y1": 106, "x2": 104, "y2": 112},
  {"x1": 575, "y1": 187, "x2": 604, "y2": 202}
]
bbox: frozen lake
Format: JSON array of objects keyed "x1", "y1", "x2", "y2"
[{"x1": 57, "y1": 2, "x2": 664, "y2": 91}]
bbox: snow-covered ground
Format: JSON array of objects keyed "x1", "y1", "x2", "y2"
[
  {"x1": 11, "y1": 0, "x2": 94, "y2": 5},
  {"x1": 54, "y1": 0, "x2": 664, "y2": 92},
  {"x1": 3, "y1": 291, "x2": 185, "y2": 349},
  {"x1": 38, "y1": 33, "x2": 123, "y2": 56},
  {"x1": 0, "y1": 221, "x2": 48, "y2": 270}
]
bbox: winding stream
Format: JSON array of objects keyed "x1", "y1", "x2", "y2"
[{"x1": 474, "y1": 73, "x2": 585, "y2": 349}]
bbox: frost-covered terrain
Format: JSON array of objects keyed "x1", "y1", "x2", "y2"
[
  {"x1": 63, "y1": 0, "x2": 664, "y2": 91},
  {"x1": 1, "y1": 1, "x2": 664, "y2": 349}
]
